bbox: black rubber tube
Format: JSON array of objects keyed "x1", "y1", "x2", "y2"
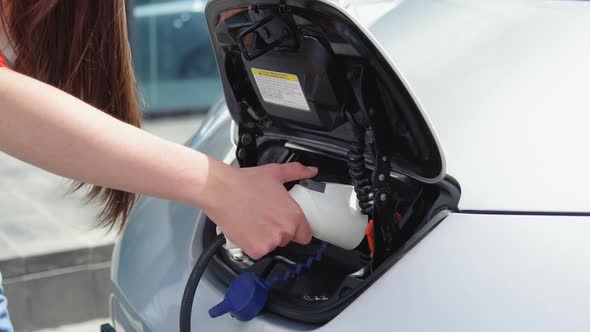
[{"x1": 179, "y1": 233, "x2": 226, "y2": 332}]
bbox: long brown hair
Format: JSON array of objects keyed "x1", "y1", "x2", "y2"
[{"x1": 1, "y1": 0, "x2": 143, "y2": 229}]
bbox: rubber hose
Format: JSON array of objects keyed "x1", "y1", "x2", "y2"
[{"x1": 179, "y1": 233, "x2": 226, "y2": 332}]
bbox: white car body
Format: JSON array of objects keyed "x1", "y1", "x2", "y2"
[{"x1": 109, "y1": 1, "x2": 590, "y2": 331}]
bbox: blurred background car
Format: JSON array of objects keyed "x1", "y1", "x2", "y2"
[{"x1": 128, "y1": 0, "x2": 223, "y2": 116}]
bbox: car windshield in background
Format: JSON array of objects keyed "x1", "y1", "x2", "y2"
[{"x1": 129, "y1": 0, "x2": 222, "y2": 115}]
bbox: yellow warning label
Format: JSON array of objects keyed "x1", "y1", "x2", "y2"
[
  {"x1": 251, "y1": 68, "x2": 299, "y2": 82},
  {"x1": 251, "y1": 68, "x2": 310, "y2": 111}
]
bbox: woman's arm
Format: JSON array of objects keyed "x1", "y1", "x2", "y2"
[{"x1": 0, "y1": 68, "x2": 315, "y2": 259}]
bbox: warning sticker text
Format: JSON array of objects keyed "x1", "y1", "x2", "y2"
[{"x1": 251, "y1": 68, "x2": 310, "y2": 111}]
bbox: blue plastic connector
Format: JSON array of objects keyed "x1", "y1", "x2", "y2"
[
  {"x1": 209, "y1": 242, "x2": 329, "y2": 321},
  {"x1": 208, "y1": 272, "x2": 269, "y2": 321}
]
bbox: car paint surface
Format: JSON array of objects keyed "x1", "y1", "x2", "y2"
[
  {"x1": 370, "y1": 0, "x2": 590, "y2": 213},
  {"x1": 111, "y1": 0, "x2": 590, "y2": 331}
]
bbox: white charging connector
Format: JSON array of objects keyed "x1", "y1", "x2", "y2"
[
  {"x1": 217, "y1": 180, "x2": 367, "y2": 255},
  {"x1": 289, "y1": 180, "x2": 367, "y2": 250}
]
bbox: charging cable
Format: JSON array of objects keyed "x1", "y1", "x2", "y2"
[
  {"x1": 179, "y1": 234, "x2": 328, "y2": 331},
  {"x1": 179, "y1": 233, "x2": 226, "y2": 332}
]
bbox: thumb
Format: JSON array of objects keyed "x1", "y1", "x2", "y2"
[
  {"x1": 277, "y1": 162, "x2": 318, "y2": 183},
  {"x1": 293, "y1": 220, "x2": 312, "y2": 245}
]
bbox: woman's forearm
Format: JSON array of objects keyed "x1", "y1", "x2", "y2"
[
  {"x1": 0, "y1": 68, "x2": 218, "y2": 208},
  {"x1": 0, "y1": 68, "x2": 319, "y2": 259}
]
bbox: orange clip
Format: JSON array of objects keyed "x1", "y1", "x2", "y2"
[{"x1": 365, "y1": 220, "x2": 375, "y2": 258}]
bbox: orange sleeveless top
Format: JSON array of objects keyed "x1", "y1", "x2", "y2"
[{"x1": 0, "y1": 51, "x2": 8, "y2": 67}]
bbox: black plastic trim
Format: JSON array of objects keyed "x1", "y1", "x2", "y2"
[{"x1": 205, "y1": 0, "x2": 444, "y2": 181}]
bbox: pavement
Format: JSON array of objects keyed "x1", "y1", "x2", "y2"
[
  {"x1": 33, "y1": 319, "x2": 109, "y2": 332},
  {"x1": 0, "y1": 113, "x2": 205, "y2": 332}
]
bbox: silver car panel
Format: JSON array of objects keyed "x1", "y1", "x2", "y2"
[
  {"x1": 370, "y1": 0, "x2": 590, "y2": 212},
  {"x1": 327, "y1": 212, "x2": 590, "y2": 332}
]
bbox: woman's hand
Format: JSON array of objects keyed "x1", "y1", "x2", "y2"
[{"x1": 201, "y1": 160, "x2": 318, "y2": 259}]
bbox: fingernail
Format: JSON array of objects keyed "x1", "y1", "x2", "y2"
[{"x1": 306, "y1": 166, "x2": 318, "y2": 172}]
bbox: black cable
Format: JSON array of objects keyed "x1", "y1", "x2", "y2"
[
  {"x1": 179, "y1": 233, "x2": 226, "y2": 332},
  {"x1": 345, "y1": 111, "x2": 374, "y2": 216}
]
